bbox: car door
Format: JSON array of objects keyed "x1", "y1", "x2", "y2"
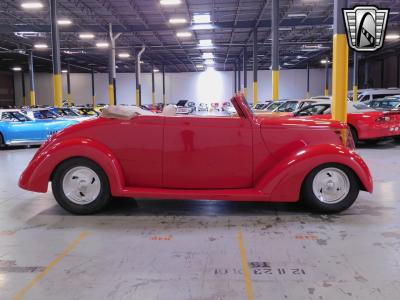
[{"x1": 163, "y1": 115, "x2": 253, "y2": 189}]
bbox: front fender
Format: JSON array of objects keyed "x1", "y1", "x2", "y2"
[
  {"x1": 19, "y1": 137, "x2": 125, "y2": 194},
  {"x1": 256, "y1": 144, "x2": 373, "y2": 202}
]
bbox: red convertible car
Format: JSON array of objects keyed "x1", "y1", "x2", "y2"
[
  {"x1": 19, "y1": 95, "x2": 372, "y2": 214},
  {"x1": 294, "y1": 101, "x2": 400, "y2": 144}
]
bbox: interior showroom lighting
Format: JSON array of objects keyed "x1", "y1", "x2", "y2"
[
  {"x1": 321, "y1": 59, "x2": 330, "y2": 64},
  {"x1": 386, "y1": 34, "x2": 400, "y2": 40},
  {"x1": 169, "y1": 18, "x2": 187, "y2": 24},
  {"x1": 202, "y1": 52, "x2": 214, "y2": 59},
  {"x1": 61, "y1": 70, "x2": 68, "y2": 73},
  {"x1": 160, "y1": 0, "x2": 181, "y2": 5},
  {"x1": 118, "y1": 53, "x2": 130, "y2": 58},
  {"x1": 196, "y1": 64, "x2": 204, "y2": 69},
  {"x1": 287, "y1": 13, "x2": 307, "y2": 18},
  {"x1": 57, "y1": 19, "x2": 72, "y2": 25},
  {"x1": 21, "y1": 2, "x2": 43, "y2": 9},
  {"x1": 176, "y1": 31, "x2": 192, "y2": 38},
  {"x1": 96, "y1": 42, "x2": 109, "y2": 48},
  {"x1": 12, "y1": 67, "x2": 22, "y2": 71},
  {"x1": 193, "y1": 14, "x2": 211, "y2": 24},
  {"x1": 79, "y1": 33, "x2": 95, "y2": 39},
  {"x1": 204, "y1": 59, "x2": 214, "y2": 65},
  {"x1": 153, "y1": 69, "x2": 160, "y2": 72},
  {"x1": 34, "y1": 43, "x2": 48, "y2": 49},
  {"x1": 199, "y1": 39, "x2": 213, "y2": 47}
]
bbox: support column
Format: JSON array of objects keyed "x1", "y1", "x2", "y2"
[
  {"x1": 237, "y1": 58, "x2": 241, "y2": 93},
  {"x1": 234, "y1": 63, "x2": 237, "y2": 93},
  {"x1": 162, "y1": 65, "x2": 166, "y2": 105},
  {"x1": 21, "y1": 71, "x2": 26, "y2": 106},
  {"x1": 306, "y1": 64, "x2": 310, "y2": 98},
  {"x1": 151, "y1": 67, "x2": 156, "y2": 106},
  {"x1": 108, "y1": 24, "x2": 121, "y2": 106},
  {"x1": 243, "y1": 47, "x2": 248, "y2": 98},
  {"x1": 91, "y1": 68, "x2": 96, "y2": 107},
  {"x1": 271, "y1": 0, "x2": 279, "y2": 101},
  {"x1": 325, "y1": 57, "x2": 329, "y2": 96},
  {"x1": 49, "y1": 0, "x2": 62, "y2": 107},
  {"x1": 28, "y1": 51, "x2": 35, "y2": 106},
  {"x1": 353, "y1": 52, "x2": 359, "y2": 101},
  {"x1": 135, "y1": 46, "x2": 145, "y2": 106},
  {"x1": 332, "y1": 0, "x2": 349, "y2": 122},
  {"x1": 253, "y1": 27, "x2": 258, "y2": 104},
  {"x1": 66, "y1": 62, "x2": 72, "y2": 106}
]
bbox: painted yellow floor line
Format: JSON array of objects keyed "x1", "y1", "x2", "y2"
[
  {"x1": 237, "y1": 230, "x2": 255, "y2": 300},
  {"x1": 13, "y1": 231, "x2": 91, "y2": 300}
]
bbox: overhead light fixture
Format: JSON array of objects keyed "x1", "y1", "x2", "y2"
[
  {"x1": 169, "y1": 18, "x2": 187, "y2": 24},
  {"x1": 34, "y1": 43, "x2": 48, "y2": 49},
  {"x1": 79, "y1": 33, "x2": 95, "y2": 39},
  {"x1": 118, "y1": 53, "x2": 130, "y2": 58},
  {"x1": 196, "y1": 64, "x2": 204, "y2": 68},
  {"x1": 160, "y1": 0, "x2": 181, "y2": 5},
  {"x1": 283, "y1": 62, "x2": 294, "y2": 66},
  {"x1": 321, "y1": 59, "x2": 330, "y2": 64},
  {"x1": 199, "y1": 39, "x2": 213, "y2": 47},
  {"x1": 154, "y1": 69, "x2": 160, "y2": 72},
  {"x1": 204, "y1": 59, "x2": 214, "y2": 65},
  {"x1": 287, "y1": 13, "x2": 307, "y2": 18},
  {"x1": 58, "y1": 19, "x2": 72, "y2": 25},
  {"x1": 279, "y1": 27, "x2": 292, "y2": 31},
  {"x1": 390, "y1": 11, "x2": 400, "y2": 15},
  {"x1": 12, "y1": 67, "x2": 22, "y2": 71},
  {"x1": 193, "y1": 14, "x2": 211, "y2": 24},
  {"x1": 61, "y1": 70, "x2": 68, "y2": 73},
  {"x1": 202, "y1": 52, "x2": 214, "y2": 59},
  {"x1": 176, "y1": 31, "x2": 192, "y2": 38},
  {"x1": 296, "y1": 55, "x2": 307, "y2": 59},
  {"x1": 21, "y1": 2, "x2": 43, "y2": 9},
  {"x1": 191, "y1": 24, "x2": 214, "y2": 30},
  {"x1": 96, "y1": 42, "x2": 109, "y2": 48},
  {"x1": 386, "y1": 34, "x2": 400, "y2": 40}
]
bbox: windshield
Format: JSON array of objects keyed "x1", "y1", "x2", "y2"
[
  {"x1": 370, "y1": 99, "x2": 400, "y2": 109},
  {"x1": 1, "y1": 111, "x2": 32, "y2": 122},
  {"x1": 277, "y1": 101, "x2": 298, "y2": 112},
  {"x1": 33, "y1": 110, "x2": 60, "y2": 119},
  {"x1": 56, "y1": 108, "x2": 80, "y2": 116},
  {"x1": 176, "y1": 100, "x2": 188, "y2": 107},
  {"x1": 266, "y1": 102, "x2": 282, "y2": 111},
  {"x1": 254, "y1": 103, "x2": 267, "y2": 110}
]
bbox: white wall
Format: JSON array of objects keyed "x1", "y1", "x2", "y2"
[{"x1": 13, "y1": 67, "x2": 353, "y2": 106}]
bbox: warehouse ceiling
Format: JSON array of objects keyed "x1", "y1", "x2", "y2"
[{"x1": 1, "y1": 0, "x2": 400, "y2": 73}]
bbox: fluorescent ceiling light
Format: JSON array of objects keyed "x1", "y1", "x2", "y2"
[
  {"x1": 12, "y1": 67, "x2": 22, "y2": 71},
  {"x1": 296, "y1": 55, "x2": 307, "y2": 59},
  {"x1": 196, "y1": 64, "x2": 204, "y2": 68},
  {"x1": 204, "y1": 59, "x2": 214, "y2": 65},
  {"x1": 284, "y1": 63, "x2": 294, "y2": 66},
  {"x1": 279, "y1": 27, "x2": 292, "y2": 31},
  {"x1": 176, "y1": 31, "x2": 192, "y2": 38},
  {"x1": 390, "y1": 11, "x2": 400, "y2": 15},
  {"x1": 21, "y1": 2, "x2": 43, "y2": 9},
  {"x1": 169, "y1": 18, "x2": 187, "y2": 24},
  {"x1": 386, "y1": 34, "x2": 400, "y2": 40},
  {"x1": 79, "y1": 33, "x2": 94, "y2": 39},
  {"x1": 191, "y1": 24, "x2": 214, "y2": 30},
  {"x1": 287, "y1": 13, "x2": 307, "y2": 18},
  {"x1": 202, "y1": 52, "x2": 214, "y2": 59},
  {"x1": 118, "y1": 53, "x2": 130, "y2": 58},
  {"x1": 61, "y1": 70, "x2": 68, "y2": 73},
  {"x1": 321, "y1": 59, "x2": 330, "y2": 64},
  {"x1": 154, "y1": 69, "x2": 160, "y2": 72},
  {"x1": 199, "y1": 39, "x2": 213, "y2": 47},
  {"x1": 160, "y1": 0, "x2": 181, "y2": 5},
  {"x1": 34, "y1": 43, "x2": 48, "y2": 49},
  {"x1": 193, "y1": 14, "x2": 211, "y2": 24},
  {"x1": 58, "y1": 19, "x2": 72, "y2": 25},
  {"x1": 96, "y1": 42, "x2": 109, "y2": 48}
]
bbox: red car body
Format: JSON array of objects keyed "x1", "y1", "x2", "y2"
[{"x1": 19, "y1": 95, "x2": 372, "y2": 204}]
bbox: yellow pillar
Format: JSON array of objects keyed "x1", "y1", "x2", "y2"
[
  {"x1": 23, "y1": 96, "x2": 27, "y2": 106},
  {"x1": 253, "y1": 82, "x2": 258, "y2": 105},
  {"x1": 92, "y1": 95, "x2": 96, "y2": 107},
  {"x1": 108, "y1": 84, "x2": 114, "y2": 106},
  {"x1": 152, "y1": 92, "x2": 156, "y2": 106},
  {"x1": 53, "y1": 74, "x2": 63, "y2": 107},
  {"x1": 29, "y1": 91, "x2": 36, "y2": 106},
  {"x1": 272, "y1": 70, "x2": 279, "y2": 101},
  {"x1": 332, "y1": 35, "x2": 349, "y2": 122},
  {"x1": 243, "y1": 87, "x2": 248, "y2": 98},
  {"x1": 353, "y1": 85, "x2": 358, "y2": 102},
  {"x1": 67, "y1": 94, "x2": 72, "y2": 106},
  {"x1": 136, "y1": 89, "x2": 140, "y2": 106}
]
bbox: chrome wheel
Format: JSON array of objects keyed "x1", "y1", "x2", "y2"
[
  {"x1": 62, "y1": 166, "x2": 101, "y2": 205},
  {"x1": 312, "y1": 167, "x2": 350, "y2": 204}
]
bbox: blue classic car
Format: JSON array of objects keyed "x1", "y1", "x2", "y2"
[{"x1": 0, "y1": 109, "x2": 79, "y2": 146}]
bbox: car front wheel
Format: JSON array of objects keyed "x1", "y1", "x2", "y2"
[
  {"x1": 301, "y1": 163, "x2": 359, "y2": 213},
  {"x1": 52, "y1": 158, "x2": 111, "y2": 215}
]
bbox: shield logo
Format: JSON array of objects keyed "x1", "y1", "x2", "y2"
[{"x1": 343, "y1": 6, "x2": 389, "y2": 52}]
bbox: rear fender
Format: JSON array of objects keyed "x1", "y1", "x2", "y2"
[
  {"x1": 19, "y1": 137, "x2": 125, "y2": 194},
  {"x1": 256, "y1": 144, "x2": 373, "y2": 202}
]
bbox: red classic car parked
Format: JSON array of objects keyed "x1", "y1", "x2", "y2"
[
  {"x1": 19, "y1": 95, "x2": 372, "y2": 214},
  {"x1": 294, "y1": 101, "x2": 400, "y2": 144}
]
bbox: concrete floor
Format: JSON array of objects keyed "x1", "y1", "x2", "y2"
[{"x1": 1, "y1": 141, "x2": 400, "y2": 300}]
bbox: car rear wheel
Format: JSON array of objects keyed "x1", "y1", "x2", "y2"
[
  {"x1": 52, "y1": 158, "x2": 111, "y2": 215},
  {"x1": 0, "y1": 133, "x2": 5, "y2": 148},
  {"x1": 301, "y1": 163, "x2": 359, "y2": 213}
]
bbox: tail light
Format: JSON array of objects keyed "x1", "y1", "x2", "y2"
[
  {"x1": 375, "y1": 115, "x2": 391, "y2": 123},
  {"x1": 335, "y1": 128, "x2": 355, "y2": 150}
]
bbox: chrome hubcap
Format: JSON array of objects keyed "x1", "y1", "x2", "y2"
[
  {"x1": 312, "y1": 167, "x2": 350, "y2": 204},
  {"x1": 62, "y1": 166, "x2": 101, "y2": 205}
]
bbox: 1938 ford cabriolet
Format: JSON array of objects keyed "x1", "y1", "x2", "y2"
[{"x1": 19, "y1": 95, "x2": 372, "y2": 214}]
